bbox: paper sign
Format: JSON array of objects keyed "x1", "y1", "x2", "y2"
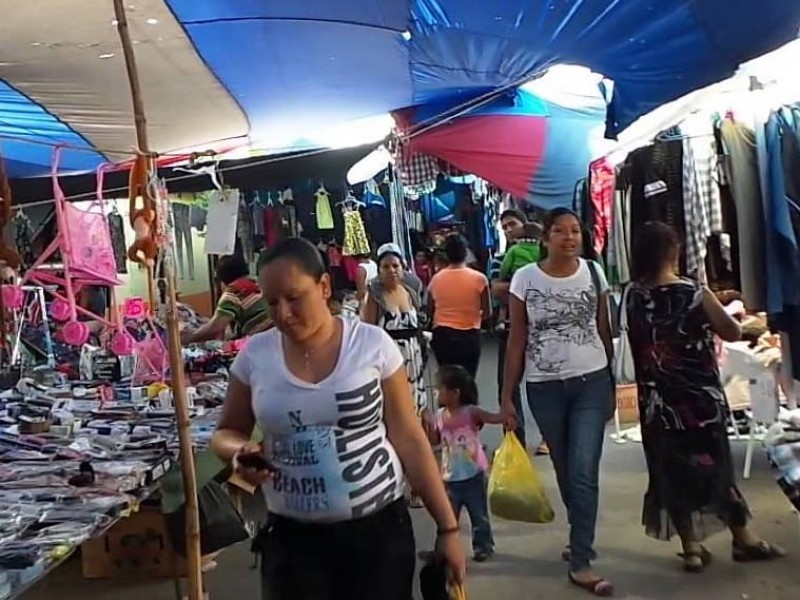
[
  {"x1": 204, "y1": 189, "x2": 240, "y2": 255},
  {"x1": 749, "y1": 371, "x2": 780, "y2": 424}
]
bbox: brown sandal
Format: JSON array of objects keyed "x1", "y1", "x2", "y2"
[
  {"x1": 678, "y1": 546, "x2": 712, "y2": 573},
  {"x1": 568, "y1": 572, "x2": 615, "y2": 597},
  {"x1": 732, "y1": 541, "x2": 786, "y2": 563},
  {"x1": 561, "y1": 545, "x2": 571, "y2": 562}
]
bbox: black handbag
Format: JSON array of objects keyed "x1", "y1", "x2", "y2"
[
  {"x1": 420, "y1": 557, "x2": 450, "y2": 600},
  {"x1": 165, "y1": 480, "x2": 249, "y2": 556}
]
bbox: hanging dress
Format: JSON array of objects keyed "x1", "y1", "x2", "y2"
[
  {"x1": 342, "y1": 209, "x2": 370, "y2": 256},
  {"x1": 626, "y1": 279, "x2": 750, "y2": 541}
]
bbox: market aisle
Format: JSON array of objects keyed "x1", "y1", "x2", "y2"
[{"x1": 20, "y1": 340, "x2": 800, "y2": 600}]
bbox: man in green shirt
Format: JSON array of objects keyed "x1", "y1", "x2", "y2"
[
  {"x1": 498, "y1": 224, "x2": 542, "y2": 281},
  {"x1": 181, "y1": 255, "x2": 272, "y2": 344}
]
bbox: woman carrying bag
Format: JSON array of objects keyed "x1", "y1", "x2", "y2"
[
  {"x1": 501, "y1": 208, "x2": 615, "y2": 597},
  {"x1": 212, "y1": 238, "x2": 465, "y2": 600}
]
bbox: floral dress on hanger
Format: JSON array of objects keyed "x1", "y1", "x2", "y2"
[{"x1": 342, "y1": 208, "x2": 370, "y2": 256}]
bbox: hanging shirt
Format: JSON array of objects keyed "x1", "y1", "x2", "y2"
[
  {"x1": 589, "y1": 157, "x2": 616, "y2": 255},
  {"x1": 763, "y1": 109, "x2": 800, "y2": 314},
  {"x1": 682, "y1": 139, "x2": 711, "y2": 282},
  {"x1": 720, "y1": 119, "x2": 767, "y2": 311},
  {"x1": 315, "y1": 190, "x2": 334, "y2": 230},
  {"x1": 230, "y1": 318, "x2": 406, "y2": 522}
]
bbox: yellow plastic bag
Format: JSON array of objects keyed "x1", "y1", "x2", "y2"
[
  {"x1": 450, "y1": 583, "x2": 468, "y2": 600},
  {"x1": 488, "y1": 432, "x2": 555, "y2": 523}
]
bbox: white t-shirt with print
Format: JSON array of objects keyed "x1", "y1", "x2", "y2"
[
  {"x1": 510, "y1": 259, "x2": 609, "y2": 382},
  {"x1": 230, "y1": 317, "x2": 406, "y2": 523}
]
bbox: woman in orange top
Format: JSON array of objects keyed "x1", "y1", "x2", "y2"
[{"x1": 427, "y1": 235, "x2": 491, "y2": 377}]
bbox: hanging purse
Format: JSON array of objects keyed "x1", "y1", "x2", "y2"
[
  {"x1": 587, "y1": 260, "x2": 618, "y2": 421},
  {"x1": 614, "y1": 284, "x2": 636, "y2": 384}
]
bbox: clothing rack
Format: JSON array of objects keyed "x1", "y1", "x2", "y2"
[{"x1": 12, "y1": 197, "x2": 58, "y2": 211}]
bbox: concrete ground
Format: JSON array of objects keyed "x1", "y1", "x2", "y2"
[{"x1": 21, "y1": 338, "x2": 800, "y2": 600}]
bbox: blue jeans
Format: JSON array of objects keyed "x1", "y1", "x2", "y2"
[
  {"x1": 446, "y1": 473, "x2": 494, "y2": 554},
  {"x1": 526, "y1": 368, "x2": 610, "y2": 571}
]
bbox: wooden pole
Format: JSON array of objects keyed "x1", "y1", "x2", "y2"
[{"x1": 112, "y1": 3, "x2": 204, "y2": 600}]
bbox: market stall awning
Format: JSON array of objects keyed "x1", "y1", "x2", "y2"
[
  {"x1": 397, "y1": 86, "x2": 607, "y2": 209},
  {"x1": 0, "y1": 0, "x2": 798, "y2": 177}
]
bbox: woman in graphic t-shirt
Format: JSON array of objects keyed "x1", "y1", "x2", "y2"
[
  {"x1": 501, "y1": 208, "x2": 615, "y2": 597},
  {"x1": 212, "y1": 238, "x2": 464, "y2": 600}
]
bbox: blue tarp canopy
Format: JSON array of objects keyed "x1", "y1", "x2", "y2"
[{"x1": 0, "y1": 1, "x2": 798, "y2": 177}]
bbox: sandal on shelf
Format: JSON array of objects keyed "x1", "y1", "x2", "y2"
[
  {"x1": 568, "y1": 572, "x2": 615, "y2": 597},
  {"x1": 677, "y1": 546, "x2": 712, "y2": 573},
  {"x1": 732, "y1": 540, "x2": 787, "y2": 563}
]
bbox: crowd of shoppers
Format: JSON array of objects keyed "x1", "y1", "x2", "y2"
[{"x1": 210, "y1": 209, "x2": 786, "y2": 599}]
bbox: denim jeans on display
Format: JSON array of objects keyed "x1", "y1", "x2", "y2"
[
  {"x1": 446, "y1": 473, "x2": 494, "y2": 554},
  {"x1": 526, "y1": 368, "x2": 610, "y2": 572},
  {"x1": 172, "y1": 203, "x2": 194, "y2": 279}
]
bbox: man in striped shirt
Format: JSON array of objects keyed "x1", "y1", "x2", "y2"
[{"x1": 181, "y1": 255, "x2": 272, "y2": 344}]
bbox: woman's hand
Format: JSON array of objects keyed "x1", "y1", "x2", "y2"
[
  {"x1": 435, "y1": 530, "x2": 467, "y2": 585},
  {"x1": 232, "y1": 442, "x2": 273, "y2": 487},
  {"x1": 500, "y1": 398, "x2": 519, "y2": 432}
]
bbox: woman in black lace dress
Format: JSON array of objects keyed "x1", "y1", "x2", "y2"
[{"x1": 626, "y1": 222, "x2": 785, "y2": 572}]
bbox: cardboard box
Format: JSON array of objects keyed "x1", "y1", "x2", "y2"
[{"x1": 81, "y1": 507, "x2": 180, "y2": 580}]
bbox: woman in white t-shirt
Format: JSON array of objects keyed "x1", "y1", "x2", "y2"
[
  {"x1": 355, "y1": 253, "x2": 378, "y2": 305},
  {"x1": 212, "y1": 238, "x2": 464, "y2": 600},
  {"x1": 501, "y1": 208, "x2": 615, "y2": 597}
]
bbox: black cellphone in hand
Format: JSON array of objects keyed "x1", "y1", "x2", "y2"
[{"x1": 237, "y1": 453, "x2": 274, "y2": 471}]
